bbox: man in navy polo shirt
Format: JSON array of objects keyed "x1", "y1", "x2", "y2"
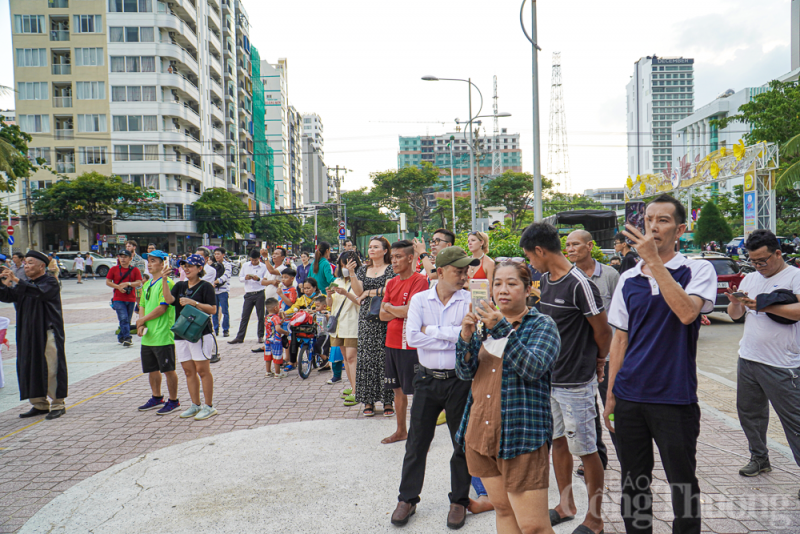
[{"x1": 604, "y1": 194, "x2": 717, "y2": 534}]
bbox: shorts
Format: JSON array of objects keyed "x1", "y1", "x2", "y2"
[
  {"x1": 76, "y1": 269, "x2": 84, "y2": 274},
  {"x1": 85, "y1": 266, "x2": 93, "y2": 274},
  {"x1": 331, "y1": 337, "x2": 357, "y2": 348},
  {"x1": 141, "y1": 344, "x2": 176, "y2": 374},
  {"x1": 384, "y1": 347, "x2": 419, "y2": 395},
  {"x1": 175, "y1": 333, "x2": 214, "y2": 363},
  {"x1": 465, "y1": 443, "x2": 550, "y2": 493},
  {"x1": 264, "y1": 341, "x2": 284, "y2": 362},
  {"x1": 551, "y1": 380, "x2": 598, "y2": 456}
]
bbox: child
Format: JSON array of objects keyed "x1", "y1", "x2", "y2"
[
  {"x1": 264, "y1": 298, "x2": 288, "y2": 378},
  {"x1": 279, "y1": 268, "x2": 298, "y2": 311}
]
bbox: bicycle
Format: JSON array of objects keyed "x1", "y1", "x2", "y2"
[{"x1": 294, "y1": 323, "x2": 325, "y2": 379}]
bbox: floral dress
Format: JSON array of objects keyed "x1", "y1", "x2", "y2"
[{"x1": 355, "y1": 264, "x2": 396, "y2": 406}]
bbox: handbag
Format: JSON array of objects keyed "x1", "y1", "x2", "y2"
[
  {"x1": 327, "y1": 284, "x2": 351, "y2": 334},
  {"x1": 366, "y1": 286, "x2": 385, "y2": 323},
  {"x1": 171, "y1": 304, "x2": 211, "y2": 343},
  {"x1": 109, "y1": 266, "x2": 135, "y2": 308}
]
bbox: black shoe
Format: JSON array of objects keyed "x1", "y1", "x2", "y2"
[
  {"x1": 214, "y1": 330, "x2": 219, "y2": 337},
  {"x1": 739, "y1": 456, "x2": 771, "y2": 477},
  {"x1": 19, "y1": 407, "x2": 49, "y2": 419},
  {"x1": 210, "y1": 355, "x2": 221, "y2": 364},
  {"x1": 45, "y1": 409, "x2": 66, "y2": 420},
  {"x1": 227, "y1": 338, "x2": 243, "y2": 345},
  {"x1": 223, "y1": 330, "x2": 230, "y2": 337},
  {"x1": 257, "y1": 338, "x2": 264, "y2": 344},
  {"x1": 251, "y1": 347, "x2": 263, "y2": 353}
]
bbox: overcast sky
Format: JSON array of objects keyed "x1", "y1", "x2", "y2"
[{"x1": 0, "y1": 0, "x2": 793, "y2": 195}]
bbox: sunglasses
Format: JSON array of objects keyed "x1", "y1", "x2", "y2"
[{"x1": 495, "y1": 257, "x2": 525, "y2": 263}]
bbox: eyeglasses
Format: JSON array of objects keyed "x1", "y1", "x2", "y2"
[
  {"x1": 495, "y1": 257, "x2": 525, "y2": 263},
  {"x1": 750, "y1": 257, "x2": 772, "y2": 267},
  {"x1": 431, "y1": 238, "x2": 449, "y2": 245}
]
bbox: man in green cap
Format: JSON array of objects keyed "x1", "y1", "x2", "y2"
[{"x1": 392, "y1": 246, "x2": 479, "y2": 530}]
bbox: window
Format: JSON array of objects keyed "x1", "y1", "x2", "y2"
[
  {"x1": 16, "y1": 49, "x2": 47, "y2": 67},
  {"x1": 19, "y1": 115, "x2": 50, "y2": 133},
  {"x1": 17, "y1": 82, "x2": 48, "y2": 100},
  {"x1": 111, "y1": 86, "x2": 156, "y2": 102},
  {"x1": 126, "y1": 56, "x2": 139, "y2": 72},
  {"x1": 114, "y1": 144, "x2": 158, "y2": 161},
  {"x1": 113, "y1": 115, "x2": 157, "y2": 132},
  {"x1": 109, "y1": 0, "x2": 152, "y2": 12},
  {"x1": 140, "y1": 27, "x2": 154, "y2": 41},
  {"x1": 73, "y1": 15, "x2": 102, "y2": 34},
  {"x1": 14, "y1": 15, "x2": 45, "y2": 34},
  {"x1": 79, "y1": 146, "x2": 107, "y2": 165},
  {"x1": 76, "y1": 81, "x2": 105, "y2": 100},
  {"x1": 110, "y1": 27, "x2": 124, "y2": 42},
  {"x1": 28, "y1": 148, "x2": 51, "y2": 166},
  {"x1": 127, "y1": 86, "x2": 141, "y2": 101},
  {"x1": 74, "y1": 48, "x2": 103, "y2": 67},
  {"x1": 112, "y1": 56, "x2": 155, "y2": 73},
  {"x1": 125, "y1": 27, "x2": 139, "y2": 42},
  {"x1": 77, "y1": 114, "x2": 107, "y2": 132}
]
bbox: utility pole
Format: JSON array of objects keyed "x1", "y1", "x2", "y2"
[
  {"x1": 449, "y1": 138, "x2": 456, "y2": 234},
  {"x1": 327, "y1": 165, "x2": 350, "y2": 221},
  {"x1": 467, "y1": 78, "x2": 477, "y2": 232},
  {"x1": 522, "y1": 0, "x2": 543, "y2": 221},
  {"x1": 25, "y1": 175, "x2": 32, "y2": 251}
]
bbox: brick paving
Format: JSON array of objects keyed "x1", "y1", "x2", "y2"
[{"x1": 0, "y1": 291, "x2": 799, "y2": 532}]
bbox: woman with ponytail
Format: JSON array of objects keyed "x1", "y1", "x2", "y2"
[{"x1": 310, "y1": 242, "x2": 336, "y2": 293}]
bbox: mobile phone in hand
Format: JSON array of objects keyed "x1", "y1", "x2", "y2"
[
  {"x1": 732, "y1": 292, "x2": 747, "y2": 299},
  {"x1": 625, "y1": 202, "x2": 646, "y2": 246},
  {"x1": 469, "y1": 279, "x2": 489, "y2": 313}
]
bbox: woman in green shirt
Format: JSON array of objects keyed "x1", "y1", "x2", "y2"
[{"x1": 310, "y1": 241, "x2": 336, "y2": 291}]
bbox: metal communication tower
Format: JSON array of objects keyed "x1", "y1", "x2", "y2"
[
  {"x1": 547, "y1": 52, "x2": 571, "y2": 193},
  {"x1": 491, "y1": 75, "x2": 502, "y2": 177}
]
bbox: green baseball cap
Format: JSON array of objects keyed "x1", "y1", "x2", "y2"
[{"x1": 435, "y1": 247, "x2": 480, "y2": 269}]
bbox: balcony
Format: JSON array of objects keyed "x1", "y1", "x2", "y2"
[
  {"x1": 51, "y1": 64, "x2": 71, "y2": 75},
  {"x1": 48, "y1": 0, "x2": 69, "y2": 7},
  {"x1": 52, "y1": 96, "x2": 72, "y2": 108},
  {"x1": 50, "y1": 30, "x2": 69, "y2": 42},
  {"x1": 55, "y1": 129, "x2": 74, "y2": 140},
  {"x1": 55, "y1": 162, "x2": 75, "y2": 173}
]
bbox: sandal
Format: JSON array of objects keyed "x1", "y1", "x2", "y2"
[
  {"x1": 340, "y1": 388, "x2": 353, "y2": 399},
  {"x1": 363, "y1": 405, "x2": 375, "y2": 417},
  {"x1": 343, "y1": 395, "x2": 357, "y2": 406},
  {"x1": 383, "y1": 405, "x2": 395, "y2": 417}
]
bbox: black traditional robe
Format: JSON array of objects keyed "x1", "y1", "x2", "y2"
[{"x1": 0, "y1": 274, "x2": 67, "y2": 400}]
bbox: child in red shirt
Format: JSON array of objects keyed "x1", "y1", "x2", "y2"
[{"x1": 264, "y1": 298, "x2": 288, "y2": 378}]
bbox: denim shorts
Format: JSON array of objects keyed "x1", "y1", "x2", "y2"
[{"x1": 551, "y1": 379, "x2": 598, "y2": 456}]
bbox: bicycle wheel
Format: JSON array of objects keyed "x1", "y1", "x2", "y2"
[{"x1": 298, "y1": 344, "x2": 312, "y2": 379}]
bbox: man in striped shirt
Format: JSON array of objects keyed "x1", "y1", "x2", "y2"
[{"x1": 521, "y1": 222, "x2": 612, "y2": 534}]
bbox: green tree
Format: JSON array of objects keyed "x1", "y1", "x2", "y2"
[
  {"x1": 541, "y1": 193, "x2": 604, "y2": 219},
  {"x1": 339, "y1": 188, "x2": 396, "y2": 241},
  {"x1": 483, "y1": 171, "x2": 553, "y2": 231},
  {"x1": 192, "y1": 187, "x2": 250, "y2": 237},
  {"x1": 32, "y1": 171, "x2": 159, "y2": 232},
  {"x1": 372, "y1": 162, "x2": 440, "y2": 233},
  {"x1": 693, "y1": 200, "x2": 733, "y2": 246},
  {"x1": 0, "y1": 117, "x2": 34, "y2": 186},
  {"x1": 252, "y1": 212, "x2": 303, "y2": 247}
]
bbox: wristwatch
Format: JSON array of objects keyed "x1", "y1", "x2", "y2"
[{"x1": 419, "y1": 253, "x2": 429, "y2": 260}]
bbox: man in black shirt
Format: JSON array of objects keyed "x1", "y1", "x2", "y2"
[
  {"x1": 614, "y1": 232, "x2": 638, "y2": 273},
  {"x1": 521, "y1": 222, "x2": 612, "y2": 534}
]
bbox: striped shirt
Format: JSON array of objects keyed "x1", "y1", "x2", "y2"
[
  {"x1": 540, "y1": 266, "x2": 604, "y2": 387},
  {"x1": 455, "y1": 308, "x2": 561, "y2": 459}
]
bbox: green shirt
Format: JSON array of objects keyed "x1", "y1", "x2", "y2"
[{"x1": 139, "y1": 277, "x2": 176, "y2": 346}]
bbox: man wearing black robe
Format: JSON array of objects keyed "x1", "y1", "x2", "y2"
[{"x1": 0, "y1": 250, "x2": 68, "y2": 420}]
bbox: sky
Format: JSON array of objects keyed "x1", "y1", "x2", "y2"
[{"x1": 0, "y1": 0, "x2": 793, "y2": 195}]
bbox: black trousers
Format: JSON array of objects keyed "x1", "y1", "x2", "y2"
[
  {"x1": 595, "y1": 360, "x2": 614, "y2": 467},
  {"x1": 235, "y1": 290, "x2": 265, "y2": 340},
  {"x1": 398, "y1": 371, "x2": 471, "y2": 508},
  {"x1": 615, "y1": 398, "x2": 701, "y2": 534}
]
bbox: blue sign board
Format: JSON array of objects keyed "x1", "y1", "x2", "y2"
[
  {"x1": 7, "y1": 236, "x2": 14, "y2": 245},
  {"x1": 91, "y1": 245, "x2": 99, "y2": 251}
]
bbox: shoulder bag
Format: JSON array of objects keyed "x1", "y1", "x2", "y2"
[
  {"x1": 109, "y1": 266, "x2": 135, "y2": 308},
  {"x1": 366, "y1": 286, "x2": 385, "y2": 323},
  {"x1": 327, "y1": 284, "x2": 351, "y2": 334},
  {"x1": 170, "y1": 282, "x2": 212, "y2": 343}
]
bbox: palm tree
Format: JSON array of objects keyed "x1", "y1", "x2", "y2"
[{"x1": 778, "y1": 133, "x2": 800, "y2": 188}]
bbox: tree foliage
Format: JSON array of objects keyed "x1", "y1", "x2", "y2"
[
  {"x1": 301, "y1": 189, "x2": 395, "y2": 250},
  {"x1": 192, "y1": 187, "x2": 250, "y2": 237},
  {"x1": 713, "y1": 80, "x2": 800, "y2": 146},
  {"x1": 482, "y1": 171, "x2": 554, "y2": 232},
  {"x1": 693, "y1": 200, "x2": 733, "y2": 246},
  {"x1": 372, "y1": 163, "x2": 440, "y2": 233},
  {"x1": 253, "y1": 213, "x2": 303, "y2": 246},
  {"x1": 32, "y1": 172, "x2": 159, "y2": 231},
  {"x1": 0, "y1": 118, "x2": 33, "y2": 187}
]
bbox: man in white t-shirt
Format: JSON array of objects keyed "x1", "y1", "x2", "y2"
[
  {"x1": 85, "y1": 253, "x2": 94, "y2": 280},
  {"x1": 74, "y1": 254, "x2": 85, "y2": 284},
  {"x1": 727, "y1": 229, "x2": 800, "y2": 490}
]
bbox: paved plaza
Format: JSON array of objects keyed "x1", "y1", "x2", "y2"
[{"x1": 0, "y1": 280, "x2": 799, "y2": 532}]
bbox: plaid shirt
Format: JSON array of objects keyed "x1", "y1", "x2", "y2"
[{"x1": 455, "y1": 307, "x2": 561, "y2": 459}]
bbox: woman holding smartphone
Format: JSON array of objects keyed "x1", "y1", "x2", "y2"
[
  {"x1": 327, "y1": 252, "x2": 362, "y2": 400},
  {"x1": 455, "y1": 261, "x2": 561, "y2": 533},
  {"x1": 161, "y1": 254, "x2": 218, "y2": 420},
  {"x1": 466, "y1": 231, "x2": 494, "y2": 292}
]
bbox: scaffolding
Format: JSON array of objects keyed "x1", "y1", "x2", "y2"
[{"x1": 250, "y1": 45, "x2": 273, "y2": 210}]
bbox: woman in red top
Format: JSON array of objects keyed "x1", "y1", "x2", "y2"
[{"x1": 466, "y1": 231, "x2": 494, "y2": 295}]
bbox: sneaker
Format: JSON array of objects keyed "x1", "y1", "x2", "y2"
[
  {"x1": 138, "y1": 396, "x2": 165, "y2": 411},
  {"x1": 265, "y1": 371, "x2": 274, "y2": 378},
  {"x1": 156, "y1": 399, "x2": 181, "y2": 415},
  {"x1": 210, "y1": 354, "x2": 221, "y2": 364},
  {"x1": 179, "y1": 403, "x2": 202, "y2": 419},
  {"x1": 223, "y1": 330, "x2": 230, "y2": 337},
  {"x1": 327, "y1": 376, "x2": 342, "y2": 384},
  {"x1": 122, "y1": 339, "x2": 133, "y2": 347},
  {"x1": 739, "y1": 456, "x2": 771, "y2": 477},
  {"x1": 195, "y1": 404, "x2": 218, "y2": 420}
]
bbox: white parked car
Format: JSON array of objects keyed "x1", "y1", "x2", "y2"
[{"x1": 57, "y1": 251, "x2": 117, "y2": 277}]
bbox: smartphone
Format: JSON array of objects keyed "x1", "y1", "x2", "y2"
[
  {"x1": 469, "y1": 279, "x2": 490, "y2": 313},
  {"x1": 732, "y1": 292, "x2": 747, "y2": 299},
  {"x1": 625, "y1": 202, "x2": 646, "y2": 246}
]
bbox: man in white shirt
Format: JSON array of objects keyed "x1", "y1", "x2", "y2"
[
  {"x1": 74, "y1": 254, "x2": 85, "y2": 284},
  {"x1": 727, "y1": 229, "x2": 800, "y2": 490},
  {"x1": 229, "y1": 249, "x2": 268, "y2": 344},
  {"x1": 84, "y1": 253, "x2": 94, "y2": 280},
  {"x1": 260, "y1": 247, "x2": 289, "y2": 302},
  {"x1": 392, "y1": 246, "x2": 478, "y2": 530},
  {"x1": 195, "y1": 247, "x2": 217, "y2": 284},
  {"x1": 211, "y1": 248, "x2": 233, "y2": 338}
]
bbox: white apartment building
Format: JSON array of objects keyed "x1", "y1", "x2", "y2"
[
  {"x1": 10, "y1": 0, "x2": 257, "y2": 253},
  {"x1": 302, "y1": 112, "x2": 323, "y2": 157},
  {"x1": 287, "y1": 104, "x2": 303, "y2": 209},
  {"x1": 261, "y1": 58, "x2": 289, "y2": 209},
  {"x1": 302, "y1": 135, "x2": 327, "y2": 205},
  {"x1": 626, "y1": 56, "x2": 694, "y2": 178},
  {"x1": 583, "y1": 187, "x2": 625, "y2": 211}
]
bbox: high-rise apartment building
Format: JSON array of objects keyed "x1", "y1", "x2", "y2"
[
  {"x1": 626, "y1": 55, "x2": 694, "y2": 178},
  {"x1": 398, "y1": 129, "x2": 522, "y2": 192},
  {"x1": 10, "y1": 0, "x2": 262, "y2": 252},
  {"x1": 302, "y1": 112, "x2": 323, "y2": 157},
  {"x1": 287, "y1": 105, "x2": 302, "y2": 209},
  {"x1": 261, "y1": 58, "x2": 290, "y2": 209},
  {"x1": 301, "y1": 112, "x2": 326, "y2": 206}
]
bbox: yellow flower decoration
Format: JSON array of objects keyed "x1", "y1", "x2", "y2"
[
  {"x1": 709, "y1": 162, "x2": 720, "y2": 179},
  {"x1": 639, "y1": 182, "x2": 646, "y2": 195},
  {"x1": 719, "y1": 147, "x2": 727, "y2": 157},
  {"x1": 626, "y1": 176, "x2": 633, "y2": 189},
  {"x1": 733, "y1": 140, "x2": 745, "y2": 161}
]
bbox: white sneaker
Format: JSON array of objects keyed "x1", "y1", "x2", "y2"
[
  {"x1": 179, "y1": 403, "x2": 201, "y2": 418},
  {"x1": 194, "y1": 404, "x2": 218, "y2": 420}
]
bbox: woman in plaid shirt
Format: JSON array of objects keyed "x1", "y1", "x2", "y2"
[{"x1": 455, "y1": 261, "x2": 561, "y2": 534}]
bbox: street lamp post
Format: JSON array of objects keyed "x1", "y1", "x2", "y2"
[
  {"x1": 422, "y1": 75, "x2": 483, "y2": 232},
  {"x1": 520, "y1": 0, "x2": 543, "y2": 221},
  {"x1": 448, "y1": 138, "x2": 456, "y2": 234}
]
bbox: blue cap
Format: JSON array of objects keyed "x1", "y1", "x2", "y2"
[
  {"x1": 144, "y1": 250, "x2": 169, "y2": 260},
  {"x1": 180, "y1": 254, "x2": 205, "y2": 267}
]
